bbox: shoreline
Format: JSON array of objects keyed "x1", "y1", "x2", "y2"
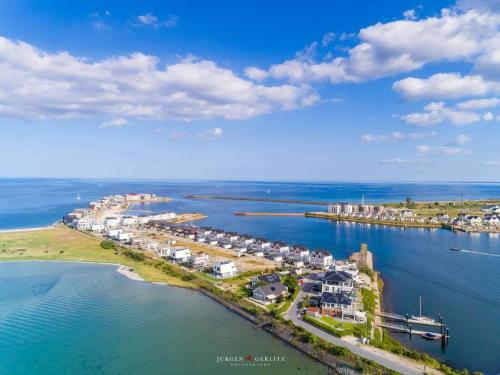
[
  {"x1": 0, "y1": 226, "x2": 54, "y2": 234},
  {"x1": 0, "y1": 227, "x2": 469, "y2": 375},
  {"x1": 0, "y1": 259, "x2": 145, "y2": 282}
]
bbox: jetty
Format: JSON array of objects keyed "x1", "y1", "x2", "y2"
[
  {"x1": 378, "y1": 322, "x2": 450, "y2": 340},
  {"x1": 378, "y1": 312, "x2": 442, "y2": 327},
  {"x1": 185, "y1": 195, "x2": 329, "y2": 206},
  {"x1": 234, "y1": 212, "x2": 305, "y2": 217}
]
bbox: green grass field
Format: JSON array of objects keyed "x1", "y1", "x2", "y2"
[{"x1": 0, "y1": 225, "x2": 195, "y2": 287}]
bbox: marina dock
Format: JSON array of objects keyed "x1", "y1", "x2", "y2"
[
  {"x1": 378, "y1": 312, "x2": 442, "y2": 327},
  {"x1": 234, "y1": 212, "x2": 305, "y2": 216},
  {"x1": 378, "y1": 323, "x2": 450, "y2": 340}
]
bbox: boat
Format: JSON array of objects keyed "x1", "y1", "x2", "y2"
[
  {"x1": 450, "y1": 247, "x2": 460, "y2": 251},
  {"x1": 411, "y1": 296, "x2": 436, "y2": 324},
  {"x1": 421, "y1": 332, "x2": 441, "y2": 340},
  {"x1": 76, "y1": 194, "x2": 81, "y2": 200}
]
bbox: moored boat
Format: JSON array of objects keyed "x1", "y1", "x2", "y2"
[{"x1": 422, "y1": 332, "x2": 441, "y2": 340}]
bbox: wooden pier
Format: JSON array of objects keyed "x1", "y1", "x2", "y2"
[
  {"x1": 234, "y1": 212, "x2": 305, "y2": 217},
  {"x1": 378, "y1": 312, "x2": 442, "y2": 327},
  {"x1": 378, "y1": 323, "x2": 450, "y2": 340}
]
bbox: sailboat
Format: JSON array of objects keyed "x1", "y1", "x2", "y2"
[
  {"x1": 411, "y1": 296, "x2": 435, "y2": 323},
  {"x1": 267, "y1": 188, "x2": 270, "y2": 195},
  {"x1": 76, "y1": 193, "x2": 81, "y2": 200}
]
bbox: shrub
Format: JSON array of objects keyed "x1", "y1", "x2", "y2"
[
  {"x1": 100, "y1": 240, "x2": 115, "y2": 250},
  {"x1": 122, "y1": 250, "x2": 145, "y2": 261}
]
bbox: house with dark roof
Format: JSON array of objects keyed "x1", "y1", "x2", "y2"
[
  {"x1": 320, "y1": 292, "x2": 353, "y2": 313},
  {"x1": 321, "y1": 271, "x2": 354, "y2": 294},
  {"x1": 309, "y1": 250, "x2": 333, "y2": 269},
  {"x1": 250, "y1": 273, "x2": 281, "y2": 288},
  {"x1": 252, "y1": 282, "x2": 288, "y2": 304}
]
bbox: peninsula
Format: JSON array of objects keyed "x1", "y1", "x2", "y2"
[{"x1": 0, "y1": 193, "x2": 483, "y2": 375}]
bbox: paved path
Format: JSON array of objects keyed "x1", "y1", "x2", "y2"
[{"x1": 286, "y1": 290, "x2": 435, "y2": 375}]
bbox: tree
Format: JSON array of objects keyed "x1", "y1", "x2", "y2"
[
  {"x1": 405, "y1": 197, "x2": 415, "y2": 208},
  {"x1": 282, "y1": 275, "x2": 299, "y2": 293}
]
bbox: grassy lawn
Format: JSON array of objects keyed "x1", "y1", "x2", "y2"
[
  {"x1": 0, "y1": 225, "x2": 195, "y2": 288},
  {"x1": 384, "y1": 199, "x2": 500, "y2": 218}
]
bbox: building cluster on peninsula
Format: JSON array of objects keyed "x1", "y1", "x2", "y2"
[
  {"x1": 63, "y1": 193, "x2": 373, "y2": 323},
  {"x1": 325, "y1": 202, "x2": 500, "y2": 231}
]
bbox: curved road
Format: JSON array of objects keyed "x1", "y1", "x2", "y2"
[{"x1": 286, "y1": 290, "x2": 434, "y2": 375}]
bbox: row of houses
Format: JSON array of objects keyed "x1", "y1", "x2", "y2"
[
  {"x1": 147, "y1": 223, "x2": 340, "y2": 270},
  {"x1": 452, "y1": 213, "x2": 500, "y2": 227},
  {"x1": 327, "y1": 203, "x2": 418, "y2": 222},
  {"x1": 327, "y1": 202, "x2": 500, "y2": 229}
]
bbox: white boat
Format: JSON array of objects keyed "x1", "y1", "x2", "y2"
[
  {"x1": 422, "y1": 332, "x2": 441, "y2": 340},
  {"x1": 76, "y1": 194, "x2": 81, "y2": 200},
  {"x1": 411, "y1": 296, "x2": 435, "y2": 323}
]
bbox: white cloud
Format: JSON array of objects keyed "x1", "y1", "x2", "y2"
[
  {"x1": 135, "y1": 13, "x2": 178, "y2": 28},
  {"x1": 482, "y1": 161, "x2": 500, "y2": 166},
  {"x1": 361, "y1": 131, "x2": 436, "y2": 142},
  {"x1": 483, "y1": 111, "x2": 494, "y2": 121},
  {"x1": 256, "y1": 5, "x2": 500, "y2": 86},
  {"x1": 393, "y1": 73, "x2": 500, "y2": 100},
  {"x1": 322, "y1": 32, "x2": 336, "y2": 47},
  {"x1": 244, "y1": 67, "x2": 268, "y2": 81},
  {"x1": 415, "y1": 145, "x2": 471, "y2": 155},
  {"x1": 455, "y1": 134, "x2": 472, "y2": 144},
  {"x1": 379, "y1": 158, "x2": 430, "y2": 164},
  {"x1": 137, "y1": 13, "x2": 158, "y2": 26},
  {"x1": 196, "y1": 127, "x2": 223, "y2": 140},
  {"x1": 245, "y1": 3, "x2": 500, "y2": 110},
  {"x1": 402, "y1": 102, "x2": 481, "y2": 126},
  {"x1": 100, "y1": 118, "x2": 128, "y2": 128},
  {"x1": 0, "y1": 36, "x2": 314, "y2": 121},
  {"x1": 403, "y1": 9, "x2": 417, "y2": 20},
  {"x1": 93, "y1": 21, "x2": 109, "y2": 32},
  {"x1": 456, "y1": 97, "x2": 500, "y2": 109}
]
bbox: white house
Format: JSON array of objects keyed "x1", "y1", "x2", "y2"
[
  {"x1": 213, "y1": 261, "x2": 237, "y2": 278},
  {"x1": 321, "y1": 271, "x2": 354, "y2": 293},
  {"x1": 118, "y1": 232, "x2": 133, "y2": 242},
  {"x1": 107, "y1": 229, "x2": 121, "y2": 238},
  {"x1": 468, "y1": 216, "x2": 483, "y2": 226},
  {"x1": 105, "y1": 217, "x2": 120, "y2": 228},
  {"x1": 400, "y1": 210, "x2": 414, "y2": 220},
  {"x1": 309, "y1": 251, "x2": 334, "y2": 269},
  {"x1": 170, "y1": 247, "x2": 191, "y2": 263},
  {"x1": 484, "y1": 215, "x2": 500, "y2": 226},
  {"x1": 121, "y1": 216, "x2": 138, "y2": 226},
  {"x1": 320, "y1": 292, "x2": 354, "y2": 313},
  {"x1": 327, "y1": 204, "x2": 342, "y2": 214},
  {"x1": 188, "y1": 252, "x2": 209, "y2": 269},
  {"x1": 91, "y1": 224, "x2": 105, "y2": 233}
]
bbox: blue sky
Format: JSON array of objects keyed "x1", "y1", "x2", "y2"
[{"x1": 0, "y1": 0, "x2": 499, "y2": 181}]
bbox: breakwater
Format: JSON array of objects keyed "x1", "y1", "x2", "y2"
[
  {"x1": 185, "y1": 195, "x2": 329, "y2": 205},
  {"x1": 234, "y1": 212, "x2": 305, "y2": 217}
]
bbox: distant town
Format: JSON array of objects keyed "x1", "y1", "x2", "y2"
[{"x1": 321, "y1": 201, "x2": 500, "y2": 233}]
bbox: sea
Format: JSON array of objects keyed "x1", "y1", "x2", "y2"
[{"x1": 0, "y1": 178, "x2": 499, "y2": 374}]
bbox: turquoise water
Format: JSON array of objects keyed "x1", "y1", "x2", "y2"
[
  {"x1": 1, "y1": 179, "x2": 499, "y2": 374},
  {"x1": 0, "y1": 262, "x2": 325, "y2": 375}
]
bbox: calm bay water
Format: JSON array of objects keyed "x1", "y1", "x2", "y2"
[
  {"x1": 0, "y1": 178, "x2": 499, "y2": 374},
  {"x1": 0, "y1": 262, "x2": 324, "y2": 375}
]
